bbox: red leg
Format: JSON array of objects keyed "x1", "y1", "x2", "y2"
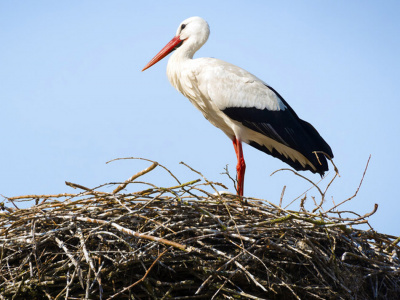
[{"x1": 232, "y1": 138, "x2": 246, "y2": 196}]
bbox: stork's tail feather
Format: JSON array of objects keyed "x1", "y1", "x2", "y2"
[{"x1": 248, "y1": 141, "x2": 329, "y2": 176}]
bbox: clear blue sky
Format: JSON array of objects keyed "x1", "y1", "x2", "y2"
[{"x1": 1, "y1": 1, "x2": 399, "y2": 235}]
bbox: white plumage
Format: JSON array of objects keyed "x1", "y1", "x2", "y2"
[{"x1": 143, "y1": 16, "x2": 333, "y2": 196}]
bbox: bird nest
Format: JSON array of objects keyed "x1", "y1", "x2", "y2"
[{"x1": 1, "y1": 157, "x2": 399, "y2": 300}]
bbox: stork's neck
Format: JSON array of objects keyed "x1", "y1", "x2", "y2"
[
  {"x1": 169, "y1": 46, "x2": 193, "y2": 64},
  {"x1": 166, "y1": 50, "x2": 192, "y2": 94},
  {"x1": 166, "y1": 40, "x2": 200, "y2": 92}
]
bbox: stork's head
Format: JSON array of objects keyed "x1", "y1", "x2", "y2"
[{"x1": 142, "y1": 17, "x2": 210, "y2": 71}]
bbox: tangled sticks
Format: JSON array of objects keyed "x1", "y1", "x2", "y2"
[{"x1": 0, "y1": 157, "x2": 399, "y2": 299}]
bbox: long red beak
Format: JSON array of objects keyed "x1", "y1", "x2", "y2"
[{"x1": 142, "y1": 36, "x2": 183, "y2": 71}]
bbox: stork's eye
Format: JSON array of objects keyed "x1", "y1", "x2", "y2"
[{"x1": 180, "y1": 24, "x2": 186, "y2": 30}]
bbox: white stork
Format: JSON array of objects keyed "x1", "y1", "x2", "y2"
[{"x1": 142, "y1": 16, "x2": 333, "y2": 196}]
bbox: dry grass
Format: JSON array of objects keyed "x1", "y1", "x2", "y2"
[{"x1": 1, "y1": 157, "x2": 399, "y2": 299}]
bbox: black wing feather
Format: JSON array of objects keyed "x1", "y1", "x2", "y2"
[{"x1": 222, "y1": 85, "x2": 334, "y2": 175}]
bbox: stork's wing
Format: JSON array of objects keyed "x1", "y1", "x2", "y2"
[
  {"x1": 196, "y1": 58, "x2": 287, "y2": 112},
  {"x1": 195, "y1": 59, "x2": 333, "y2": 175},
  {"x1": 224, "y1": 102, "x2": 333, "y2": 175}
]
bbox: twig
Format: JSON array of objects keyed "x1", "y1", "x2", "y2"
[
  {"x1": 113, "y1": 162, "x2": 158, "y2": 194},
  {"x1": 54, "y1": 236, "x2": 84, "y2": 289},
  {"x1": 271, "y1": 168, "x2": 324, "y2": 198},
  {"x1": 326, "y1": 155, "x2": 371, "y2": 213},
  {"x1": 107, "y1": 157, "x2": 181, "y2": 185},
  {"x1": 180, "y1": 161, "x2": 227, "y2": 195},
  {"x1": 65, "y1": 182, "x2": 92, "y2": 191},
  {"x1": 106, "y1": 249, "x2": 168, "y2": 300}
]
